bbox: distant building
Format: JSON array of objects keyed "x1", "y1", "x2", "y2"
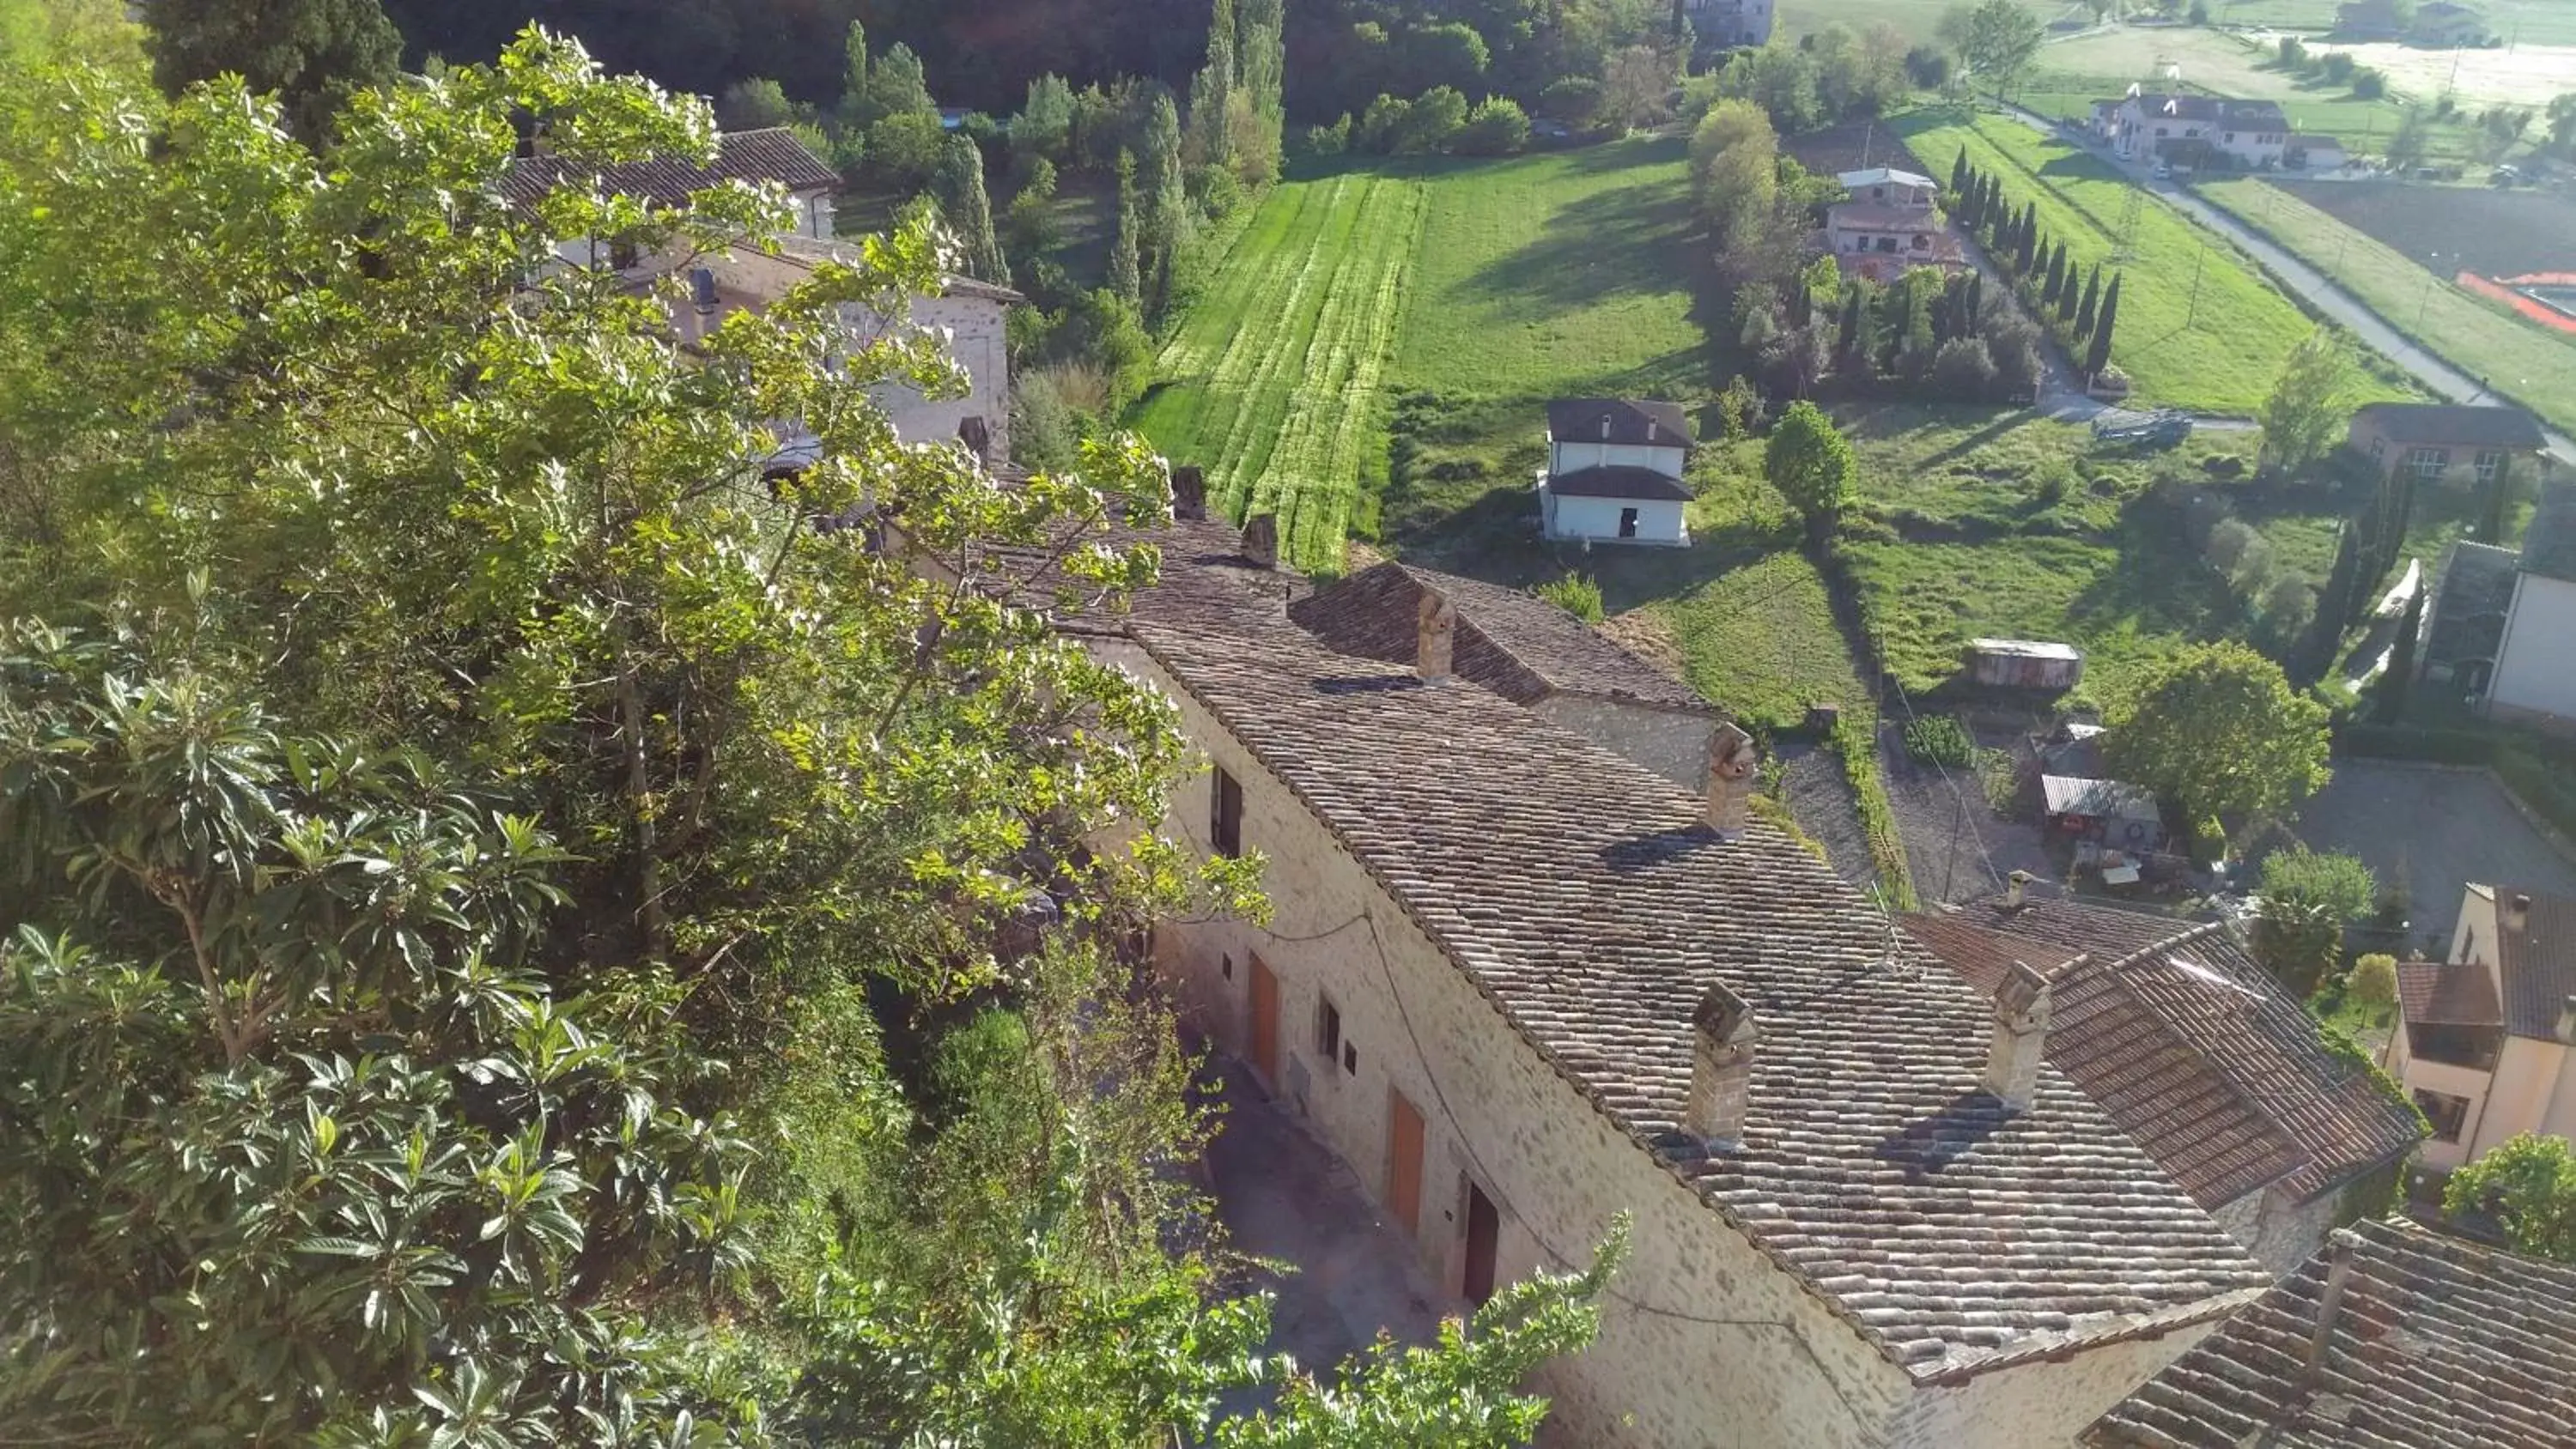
[
  {"x1": 2487, "y1": 478, "x2": 2576, "y2": 729},
  {"x1": 1680, "y1": 0, "x2": 1773, "y2": 48},
  {"x1": 1535, "y1": 399, "x2": 1693, "y2": 547},
  {"x1": 2284, "y1": 134, "x2": 2348, "y2": 171},
  {"x1": 2410, "y1": 0, "x2": 2495, "y2": 45},
  {"x1": 1824, "y1": 167, "x2": 1965, "y2": 283},
  {"x1": 2385, "y1": 883, "x2": 2576, "y2": 1169},
  {"x1": 2334, "y1": 0, "x2": 2405, "y2": 39},
  {"x1": 2085, "y1": 1218, "x2": 2576, "y2": 1448},
  {"x1": 2347, "y1": 402, "x2": 2549, "y2": 487},
  {"x1": 1965, "y1": 638, "x2": 2084, "y2": 691},
  {"x1": 2093, "y1": 93, "x2": 2296, "y2": 169}
]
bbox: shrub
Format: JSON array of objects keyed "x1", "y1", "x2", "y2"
[
  {"x1": 2349, "y1": 953, "x2": 2399, "y2": 1016},
  {"x1": 2319, "y1": 52, "x2": 2357, "y2": 84},
  {"x1": 1535, "y1": 573, "x2": 1605, "y2": 623},
  {"x1": 1538, "y1": 75, "x2": 1605, "y2": 126},
  {"x1": 2278, "y1": 35, "x2": 2309, "y2": 68},
  {"x1": 1902, "y1": 714, "x2": 1974, "y2": 767},
  {"x1": 1455, "y1": 96, "x2": 1531, "y2": 155},
  {"x1": 2350, "y1": 67, "x2": 2386, "y2": 99},
  {"x1": 1394, "y1": 85, "x2": 1470, "y2": 153},
  {"x1": 1297, "y1": 114, "x2": 1352, "y2": 157},
  {"x1": 1832, "y1": 714, "x2": 1918, "y2": 909},
  {"x1": 2030, "y1": 459, "x2": 2075, "y2": 506},
  {"x1": 1929, "y1": 336, "x2": 1996, "y2": 401}
]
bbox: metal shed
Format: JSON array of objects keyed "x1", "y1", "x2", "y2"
[{"x1": 1966, "y1": 639, "x2": 2085, "y2": 691}]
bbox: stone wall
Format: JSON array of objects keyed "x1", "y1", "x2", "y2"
[
  {"x1": 1107, "y1": 639, "x2": 2215, "y2": 1449},
  {"x1": 2208, "y1": 1185, "x2": 2339, "y2": 1276}
]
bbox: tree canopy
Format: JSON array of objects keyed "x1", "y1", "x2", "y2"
[
  {"x1": 2444, "y1": 1133, "x2": 2576, "y2": 1264},
  {"x1": 0, "y1": 32, "x2": 1614, "y2": 1444},
  {"x1": 1765, "y1": 401, "x2": 1857, "y2": 549},
  {"x1": 141, "y1": 0, "x2": 401, "y2": 142},
  {"x1": 2102, "y1": 642, "x2": 2333, "y2": 831},
  {"x1": 2257, "y1": 325, "x2": 2361, "y2": 476}
]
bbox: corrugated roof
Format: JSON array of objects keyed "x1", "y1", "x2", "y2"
[
  {"x1": 1287, "y1": 560, "x2": 1710, "y2": 712},
  {"x1": 2042, "y1": 775, "x2": 2159, "y2": 819},
  {"x1": 1139, "y1": 624, "x2": 2269, "y2": 1379},
  {"x1": 2085, "y1": 1219, "x2": 2576, "y2": 1449},
  {"x1": 1545, "y1": 398, "x2": 1692, "y2": 448}
]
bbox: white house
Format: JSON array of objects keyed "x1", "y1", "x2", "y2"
[
  {"x1": 502, "y1": 127, "x2": 1018, "y2": 464},
  {"x1": 1837, "y1": 167, "x2": 1938, "y2": 207},
  {"x1": 2285, "y1": 134, "x2": 2347, "y2": 172},
  {"x1": 2383, "y1": 883, "x2": 2576, "y2": 1171},
  {"x1": 1825, "y1": 169, "x2": 1965, "y2": 282},
  {"x1": 1680, "y1": 0, "x2": 1774, "y2": 47},
  {"x1": 2094, "y1": 93, "x2": 2297, "y2": 169},
  {"x1": 1536, "y1": 398, "x2": 1693, "y2": 546}
]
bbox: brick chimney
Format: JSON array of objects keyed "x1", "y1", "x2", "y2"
[
  {"x1": 2005, "y1": 869, "x2": 2032, "y2": 908},
  {"x1": 1704, "y1": 723, "x2": 1758, "y2": 841},
  {"x1": 1416, "y1": 588, "x2": 1455, "y2": 683},
  {"x1": 1687, "y1": 981, "x2": 1759, "y2": 1149},
  {"x1": 1240, "y1": 513, "x2": 1278, "y2": 570},
  {"x1": 1171, "y1": 465, "x2": 1208, "y2": 521},
  {"x1": 2506, "y1": 891, "x2": 2532, "y2": 935},
  {"x1": 1983, "y1": 960, "x2": 2053, "y2": 1113}
]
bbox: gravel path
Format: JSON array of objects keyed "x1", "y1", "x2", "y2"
[
  {"x1": 1776, "y1": 742, "x2": 1877, "y2": 892},
  {"x1": 1876, "y1": 724, "x2": 2058, "y2": 908}
]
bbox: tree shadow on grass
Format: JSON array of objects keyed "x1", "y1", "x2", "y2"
[{"x1": 1442, "y1": 177, "x2": 1701, "y2": 313}]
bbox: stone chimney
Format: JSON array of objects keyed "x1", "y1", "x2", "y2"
[
  {"x1": 2005, "y1": 869, "x2": 2032, "y2": 908},
  {"x1": 2506, "y1": 891, "x2": 2532, "y2": 936},
  {"x1": 1171, "y1": 465, "x2": 1208, "y2": 521},
  {"x1": 2298, "y1": 1232, "x2": 2361, "y2": 1394},
  {"x1": 1240, "y1": 513, "x2": 1279, "y2": 570},
  {"x1": 1686, "y1": 981, "x2": 1759, "y2": 1149},
  {"x1": 2558, "y1": 994, "x2": 2576, "y2": 1046},
  {"x1": 1704, "y1": 723, "x2": 1758, "y2": 841},
  {"x1": 1983, "y1": 960, "x2": 2053, "y2": 1113},
  {"x1": 1416, "y1": 588, "x2": 1456, "y2": 683}
]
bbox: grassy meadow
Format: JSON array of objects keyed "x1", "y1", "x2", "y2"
[
  {"x1": 1894, "y1": 107, "x2": 2338, "y2": 413},
  {"x1": 2196, "y1": 177, "x2": 2576, "y2": 436}
]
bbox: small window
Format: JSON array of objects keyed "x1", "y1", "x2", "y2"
[
  {"x1": 2415, "y1": 1088, "x2": 2471, "y2": 1143},
  {"x1": 2474, "y1": 449, "x2": 2506, "y2": 483},
  {"x1": 1617, "y1": 507, "x2": 1641, "y2": 538},
  {"x1": 2409, "y1": 446, "x2": 2449, "y2": 481},
  {"x1": 1342, "y1": 1042, "x2": 1358, "y2": 1075},
  {"x1": 1212, "y1": 767, "x2": 1243, "y2": 858},
  {"x1": 1221, "y1": 952, "x2": 1234, "y2": 981},
  {"x1": 1315, "y1": 996, "x2": 1342, "y2": 1062},
  {"x1": 608, "y1": 239, "x2": 640, "y2": 270}
]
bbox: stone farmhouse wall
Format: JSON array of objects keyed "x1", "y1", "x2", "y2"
[
  {"x1": 1531, "y1": 695, "x2": 1716, "y2": 793},
  {"x1": 1101, "y1": 639, "x2": 2215, "y2": 1449},
  {"x1": 2206, "y1": 1185, "x2": 2341, "y2": 1278},
  {"x1": 851, "y1": 291, "x2": 1012, "y2": 463}
]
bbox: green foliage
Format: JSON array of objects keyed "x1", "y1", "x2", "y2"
[
  {"x1": 2104, "y1": 642, "x2": 2332, "y2": 830},
  {"x1": 2444, "y1": 1134, "x2": 2576, "y2": 1263},
  {"x1": 1456, "y1": 95, "x2": 1532, "y2": 155},
  {"x1": 2348, "y1": 952, "x2": 2399, "y2": 1015},
  {"x1": 720, "y1": 75, "x2": 798, "y2": 130},
  {"x1": 1958, "y1": 0, "x2": 2042, "y2": 99},
  {"x1": 1832, "y1": 713, "x2": 1918, "y2": 910},
  {"x1": 2262, "y1": 847, "x2": 2379, "y2": 925},
  {"x1": 856, "y1": 38, "x2": 936, "y2": 126},
  {"x1": 2257, "y1": 326, "x2": 2362, "y2": 475},
  {"x1": 141, "y1": 0, "x2": 400, "y2": 142},
  {"x1": 1902, "y1": 713, "x2": 1974, "y2": 767},
  {"x1": 1765, "y1": 401, "x2": 1856, "y2": 549},
  {"x1": 933, "y1": 130, "x2": 1012, "y2": 286},
  {"x1": 1535, "y1": 573, "x2": 1605, "y2": 623}
]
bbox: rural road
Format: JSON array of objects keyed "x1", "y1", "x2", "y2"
[{"x1": 1997, "y1": 103, "x2": 2576, "y2": 466}]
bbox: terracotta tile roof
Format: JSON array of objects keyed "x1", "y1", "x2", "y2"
[
  {"x1": 1137, "y1": 626, "x2": 2269, "y2": 1379},
  {"x1": 1286, "y1": 561, "x2": 1710, "y2": 712},
  {"x1": 967, "y1": 510, "x2": 1295, "y2": 639},
  {"x1": 1546, "y1": 397, "x2": 1691, "y2": 447},
  {"x1": 2084, "y1": 1219, "x2": 2576, "y2": 1449},
  {"x1": 2397, "y1": 957, "x2": 2501, "y2": 1028},
  {"x1": 501, "y1": 127, "x2": 843, "y2": 208},
  {"x1": 2491, "y1": 887, "x2": 2576, "y2": 1040},
  {"x1": 1909, "y1": 899, "x2": 2422, "y2": 1207}
]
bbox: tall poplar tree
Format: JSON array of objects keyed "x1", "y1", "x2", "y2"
[
  {"x1": 141, "y1": 0, "x2": 400, "y2": 143},
  {"x1": 2087, "y1": 273, "x2": 2121, "y2": 375},
  {"x1": 1188, "y1": 0, "x2": 1236, "y2": 169},
  {"x1": 1141, "y1": 88, "x2": 1190, "y2": 313},
  {"x1": 2075, "y1": 264, "x2": 2102, "y2": 337},
  {"x1": 933, "y1": 131, "x2": 1011, "y2": 286},
  {"x1": 1109, "y1": 149, "x2": 1144, "y2": 305}
]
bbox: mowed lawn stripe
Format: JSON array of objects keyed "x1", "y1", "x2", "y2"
[{"x1": 1893, "y1": 109, "x2": 2320, "y2": 415}]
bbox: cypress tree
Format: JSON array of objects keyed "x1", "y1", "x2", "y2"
[
  {"x1": 2016, "y1": 203, "x2": 2039, "y2": 272},
  {"x1": 2374, "y1": 582, "x2": 2426, "y2": 724},
  {"x1": 2319, "y1": 519, "x2": 2360, "y2": 630},
  {"x1": 2477, "y1": 454, "x2": 2516, "y2": 543},
  {"x1": 2057, "y1": 251, "x2": 2081, "y2": 323},
  {"x1": 1838, "y1": 287, "x2": 1863, "y2": 361},
  {"x1": 2075, "y1": 264, "x2": 2102, "y2": 337},
  {"x1": 1188, "y1": 0, "x2": 1236, "y2": 170},
  {"x1": 1952, "y1": 149, "x2": 1971, "y2": 197},
  {"x1": 2085, "y1": 274, "x2": 2121, "y2": 375},
  {"x1": 1965, "y1": 270, "x2": 1984, "y2": 330},
  {"x1": 2042, "y1": 242, "x2": 2065, "y2": 306},
  {"x1": 1109, "y1": 149, "x2": 1142, "y2": 305},
  {"x1": 931, "y1": 132, "x2": 1010, "y2": 286},
  {"x1": 1140, "y1": 89, "x2": 1188, "y2": 312}
]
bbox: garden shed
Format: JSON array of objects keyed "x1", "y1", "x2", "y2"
[
  {"x1": 2043, "y1": 775, "x2": 2166, "y2": 852},
  {"x1": 1966, "y1": 639, "x2": 2084, "y2": 690}
]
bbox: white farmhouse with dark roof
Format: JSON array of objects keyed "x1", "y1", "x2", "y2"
[
  {"x1": 2093, "y1": 93, "x2": 2297, "y2": 168},
  {"x1": 962, "y1": 510, "x2": 2283, "y2": 1446},
  {"x1": 1537, "y1": 399, "x2": 1694, "y2": 546}
]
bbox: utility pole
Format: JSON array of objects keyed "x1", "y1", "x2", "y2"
[{"x1": 2184, "y1": 240, "x2": 2207, "y2": 328}]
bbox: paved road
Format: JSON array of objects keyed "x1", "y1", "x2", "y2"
[
  {"x1": 1998, "y1": 104, "x2": 2576, "y2": 465},
  {"x1": 2272, "y1": 759, "x2": 2576, "y2": 947}
]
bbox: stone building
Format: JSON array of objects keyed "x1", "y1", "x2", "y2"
[
  {"x1": 1908, "y1": 892, "x2": 2422, "y2": 1273},
  {"x1": 1288, "y1": 560, "x2": 1718, "y2": 787},
  {"x1": 996, "y1": 511, "x2": 2278, "y2": 1448}
]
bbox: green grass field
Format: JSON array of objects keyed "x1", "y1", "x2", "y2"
[
  {"x1": 1894, "y1": 107, "x2": 2331, "y2": 413},
  {"x1": 2197, "y1": 177, "x2": 2576, "y2": 436},
  {"x1": 1778, "y1": 0, "x2": 2076, "y2": 42},
  {"x1": 1133, "y1": 171, "x2": 1426, "y2": 571}
]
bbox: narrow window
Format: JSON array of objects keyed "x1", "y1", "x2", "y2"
[
  {"x1": 1342, "y1": 1041, "x2": 1358, "y2": 1075},
  {"x1": 1221, "y1": 952, "x2": 1235, "y2": 981},
  {"x1": 2414, "y1": 1089, "x2": 2471, "y2": 1143},
  {"x1": 1212, "y1": 767, "x2": 1243, "y2": 858},
  {"x1": 609, "y1": 239, "x2": 640, "y2": 270},
  {"x1": 1315, "y1": 995, "x2": 1341, "y2": 1062},
  {"x1": 1618, "y1": 507, "x2": 1640, "y2": 538}
]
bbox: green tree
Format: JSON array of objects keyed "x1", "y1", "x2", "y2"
[
  {"x1": 1140, "y1": 88, "x2": 1190, "y2": 312},
  {"x1": 1456, "y1": 95, "x2": 1532, "y2": 154},
  {"x1": 2103, "y1": 641, "x2": 2332, "y2": 832},
  {"x1": 1002, "y1": 155, "x2": 1060, "y2": 259},
  {"x1": 933, "y1": 130, "x2": 1011, "y2": 286},
  {"x1": 860, "y1": 38, "x2": 936, "y2": 126},
  {"x1": 2385, "y1": 104, "x2": 2432, "y2": 171},
  {"x1": 1689, "y1": 98, "x2": 1783, "y2": 284},
  {"x1": 720, "y1": 75, "x2": 798, "y2": 130},
  {"x1": 2445, "y1": 1134, "x2": 2576, "y2": 1263},
  {"x1": 1766, "y1": 400, "x2": 1857, "y2": 549},
  {"x1": 2476, "y1": 452, "x2": 2518, "y2": 543},
  {"x1": 1959, "y1": 0, "x2": 2044, "y2": 100},
  {"x1": 2257, "y1": 325, "x2": 2362, "y2": 475},
  {"x1": 2251, "y1": 848, "x2": 2376, "y2": 997},
  {"x1": 2075, "y1": 264, "x2": 2102, "y2": 337},
  {"x1": 2348, "y1": 952, "x2": 2399, "y2": 1016},
  {"x1": 1394, "y1": 83, "x2": 1470, "y2": 152},
  {"x1": 140, "y1": 0, "x2": 400, "y2": 143},
  {"x1": 1109, "y1": 149, "x2": 1144, "y2": 304},
  {"x1": 2086, "y1": 273, "x2": 2121, "y2": 376},
  {"x1": 1188, "y1": 0, "x2": 1236, "y2": 170},
  {"x1": 1012, "y1": 72, "x2": 1076, "y2": 161},
  {"x1": 839, "y1": 16, "x2": 867, "y2": 117}
]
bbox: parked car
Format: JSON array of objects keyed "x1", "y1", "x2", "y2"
[{"x1": 2152, "y1": 161, "x2": 2172, "y2": 179}]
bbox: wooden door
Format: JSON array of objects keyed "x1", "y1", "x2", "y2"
[
  {"x1": 1463, "y1": 1181, "x2": 1500, "y2": 1306},
  {"x1": 1387, "y1": 1089, "x2": 1425, "y2": 1236},
  {"x1": 1248, "y1": 955, "x2": 1280, "y2": 1088}
]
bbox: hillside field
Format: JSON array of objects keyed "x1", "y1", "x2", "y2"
[{"x1": 1893, "y1": 107, "x2": 2337, "y2": 413}]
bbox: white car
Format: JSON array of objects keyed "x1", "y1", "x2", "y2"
[{"x1": 2152, "y1": 161, "x2": 2172, "y2": 179}]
